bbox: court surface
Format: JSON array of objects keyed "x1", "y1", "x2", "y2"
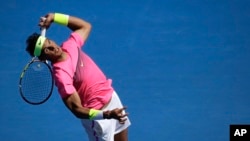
[{"x1": 1, "y1": 0, "x2": 250, "y2": 140}]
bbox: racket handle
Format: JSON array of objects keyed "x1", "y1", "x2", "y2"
[
  {"x1": 40, "y1": 17, "x2": 46, "y2": 37},
  {"x1": 41, "y1": 28, "x2": 46, "y2": 36}
]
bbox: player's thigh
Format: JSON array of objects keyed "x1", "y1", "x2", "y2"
[{"x1": 114, "y1": 128, "x2": 128, "y2": 141}]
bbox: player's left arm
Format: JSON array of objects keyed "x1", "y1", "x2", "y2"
[{"x1": 39, "y1": 13, "x2": 91, "y2": 42}]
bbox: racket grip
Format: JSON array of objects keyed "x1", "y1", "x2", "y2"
[
  {"x1": 40, "y1": 17, "x2": 46, "y2": 37},
  {"x1": 41, "y1": 28, "x2": 46, "y2": 36}
]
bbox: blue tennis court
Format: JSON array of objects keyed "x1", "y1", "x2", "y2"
[{"x1": 1, "y1": 0, "x2": 250, "y2": 140}]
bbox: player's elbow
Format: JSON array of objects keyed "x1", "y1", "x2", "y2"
[
  {"x1": 83, "y1": 22, "x2": 91, "y2": 33},
  {"x1": 85, "y1": 22, "x2": 91, "y2": 30}
]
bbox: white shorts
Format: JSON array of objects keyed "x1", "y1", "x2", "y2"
[{"x1": 81, "y1": 91, "x2": 131, "y2": 141}]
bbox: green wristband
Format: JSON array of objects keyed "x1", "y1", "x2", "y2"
[
  {"x1": 89, "y1": 109, "x2": 103, "y2": 120},
  {"x1": 54, "y1": 13, "x2": 69, "y2": 26}
]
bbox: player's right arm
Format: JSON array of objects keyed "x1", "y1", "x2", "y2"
[
  {"x1": 62, "y1": 91, "x2": 90, "y2": 119},
  {"x1": 62, "y1": 91, "x2": 128, "y2": 123}
]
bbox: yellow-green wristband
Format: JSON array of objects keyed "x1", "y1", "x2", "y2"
[
  {"x1": 89, "y1": 109, "x2": 103, "y2": 120},
  {"x1": 54, "y1": 13, "x2": 69, "y2": 26}
]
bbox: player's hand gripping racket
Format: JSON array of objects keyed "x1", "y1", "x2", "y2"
[{"x1": 19, "y1": 19, "x2": 54, "y2": 105}]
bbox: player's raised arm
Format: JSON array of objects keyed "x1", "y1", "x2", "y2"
[
  {"x1": 39, "y1": 12, "x2": 91, "y2": 42},
  {"x1": 66, "y1": 14, "x2": 91, "y2": 41}
]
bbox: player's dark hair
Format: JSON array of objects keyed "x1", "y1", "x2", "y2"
[{"x1": 26, "y1": 33, "x2": 40, "y2": 57}]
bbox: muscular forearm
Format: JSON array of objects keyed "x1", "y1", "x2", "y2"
[
  {"x1": 67, "y1": 15, "x2": 91, "y2": 33},
  {"x1": 62, "y1": 92, "x2": 128, "y2": 123},
  {"x1": 40, "y1": 12, "x2": 91, "y2": 41},
  {"x1": 71, "y1": 106, "x2": 90, "y2": 119},
  {"x1": 66, "y1": 15, "x2": 92, "y2": 41},
  {"x1": 62, "y1": 91, "x2": 90, "y2": 119}
]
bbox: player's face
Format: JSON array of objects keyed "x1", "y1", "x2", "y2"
[{"x1": 42, "y1": 39, "x2": 63, "y2": 58}]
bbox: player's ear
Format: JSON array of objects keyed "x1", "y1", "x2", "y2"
[
  {"x1": 44, "y1": 48, "x2": 49, "y2": 54},
  {"x1": 39, "y1": 49, "x2": 49, "y2": 60}
]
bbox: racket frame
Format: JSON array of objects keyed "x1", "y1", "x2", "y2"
[{"x1": 19, "y1": 57, "x2": 54, "y2": 105}]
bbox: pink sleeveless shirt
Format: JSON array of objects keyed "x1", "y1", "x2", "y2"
[{"x1": 53, "y1": 32, "x2": 113, "y2": 109}]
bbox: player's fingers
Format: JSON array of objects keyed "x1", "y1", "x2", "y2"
[
  {"x1": 38, "y1": 17, "x2": 46, "y2": 26},
  {"x1": 119, "y1": 117, "x2": 127, "y2": 124},
  {"x1": 120, "y1": 112, "x2": 128, "y2": 118},
  {"x1": 117, "y1": 107, "x2": 128, "y2": 117},
  {"x1": 117, "y1": 107, "x2": 127, "y2": 113}
]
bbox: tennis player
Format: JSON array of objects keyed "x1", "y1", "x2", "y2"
[{"x1": 25, "y1": 12, "x2": 131, "y2": 141}]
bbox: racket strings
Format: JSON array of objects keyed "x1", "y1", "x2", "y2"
[{"x1": 21, "y1": 62, "x2": 53, "y2": 104}]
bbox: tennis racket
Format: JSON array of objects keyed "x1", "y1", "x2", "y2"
[{"x1": 19, "y1": 24, "x2": 54, "y2": 105}]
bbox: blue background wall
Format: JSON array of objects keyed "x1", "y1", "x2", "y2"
[{"x1": 1, "y1": 0, "x2": 250, "y2": 140}]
